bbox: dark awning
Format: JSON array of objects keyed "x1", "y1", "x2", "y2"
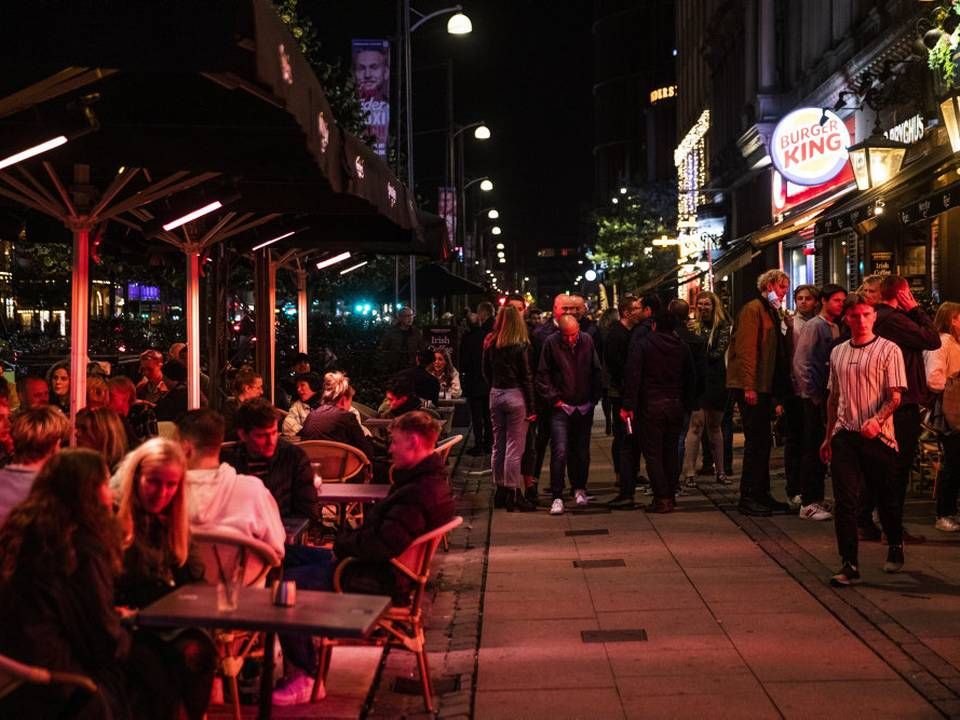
[
  {"x1": 400, "y1": 263, "x2": 486, "y2": 297},
  {"x1": 898, "y1": 180, "x2": 960, "y2": 225}
]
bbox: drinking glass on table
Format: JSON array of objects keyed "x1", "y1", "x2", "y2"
[{"x1": 214, "y1": 546, "x2": 243, "y2": 612}]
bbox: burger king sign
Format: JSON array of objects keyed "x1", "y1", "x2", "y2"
[{"x1": 770, "y1": 107, "x2": 851, "y2": 187}]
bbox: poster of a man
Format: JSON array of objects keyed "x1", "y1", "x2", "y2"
[{"x1": 352, "y1": 39, "x2": 390, "y2": 157}]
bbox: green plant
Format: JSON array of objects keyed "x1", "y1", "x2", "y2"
[{"x1": 927, "y1": 4, "x2": 960, "y2": 86}]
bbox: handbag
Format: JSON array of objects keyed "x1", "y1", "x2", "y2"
[{"x1": 944, "y1": 373, "x2": 960, "y2": 432}]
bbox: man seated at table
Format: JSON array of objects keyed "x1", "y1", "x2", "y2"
[
  {"x1": 177, "y1": 408, "x2": 286, "y2": 558},
  {"x1": 377, "y1": 375, "x2": 435, "y2": 419},
  {"x1": 0, "y1": 406, "x2": 70, "y2": 525},
  {"x1": 397, "y1": 349, "x2": 441, "y2": 406},
  {"x1": 221, "y1": 398, "x2": 318, "y2": 523},
  {"x1": 273, "y1": 411, "x2": 456, "y2": 705}
]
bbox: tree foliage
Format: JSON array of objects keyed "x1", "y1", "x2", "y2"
[{"x1": 590, "y1": 182, "x2": 679, "y2": 293}]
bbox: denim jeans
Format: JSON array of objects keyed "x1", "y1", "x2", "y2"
[
  {"x1": 490, "y1": 387, "x2": 528, "y2": 489},
  {"x1": 682, "y1": 408, "x2": 725, "y2": 479},
  {"x1": 549, "y1": 407, "x2": 593, "y2": 499},
  {"x1": 280, "y1": 545, "x2": 337, "y2": 674},
  {"x1": 800, "y1": 398, "x2": 828, "y2": 504},
  {"x1": 640, "y1": 398, "x2": 684, "y2": 501}
]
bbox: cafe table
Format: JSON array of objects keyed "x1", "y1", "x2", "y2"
[
  {"x1": 137, "y1": 584, "x2": 391, "y2": 720},
  {"x1": 281, "y1": 516, "x2": 310, "y2": 545},
  {"x1": 317, "y1": 483, "x2": 391, "y2": 531}
]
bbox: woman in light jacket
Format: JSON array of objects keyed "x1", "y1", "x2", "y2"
[{"x1": 924, "y1": 301, "x2": 960, "y2": 532}]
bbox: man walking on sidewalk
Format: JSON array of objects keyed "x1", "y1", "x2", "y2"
[
  {"x1": 792, "y1": 283, "x2": 846, "y2": 521},
  {"x1": 604, "y1": 295, "x2": 642, "y2": 506},
  {"x1": 821, "y1": 295, "x2": 907, "y2": 586},
  {"x1": 727, "y1": 269, "x2": 793, "y2": 517},
  {"x1": 536, "y1": 314, "x2": 601, "y2": 515}
]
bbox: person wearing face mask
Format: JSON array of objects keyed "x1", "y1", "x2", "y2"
[{"x1": 727, "y1": 269, "x2": 793, "y2": 516}]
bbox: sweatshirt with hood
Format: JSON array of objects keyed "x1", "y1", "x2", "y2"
[{"x1": 186, "y1": 462, "x2": 287, "y2": 558}]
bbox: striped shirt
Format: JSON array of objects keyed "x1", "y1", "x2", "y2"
[{"x1": 828, "y1": 336, "x2": 907, "y2": 451}]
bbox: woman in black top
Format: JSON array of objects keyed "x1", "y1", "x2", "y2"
[{"x1": 483, "y1": 306, "x2": 536, "y2": 511}]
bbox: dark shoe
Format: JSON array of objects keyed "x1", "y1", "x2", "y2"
[
  {"x1": 858, "y1": 525, "x2": 882, "y2": 542},
  {"x1": 525, "y1": 485, "x2": 538, "y2": 503},
  {"x1": 738, "y1": 497, "x2": 773, "y2": 517},
  {"x1": 830, "y1": 561, "x2": 861, "y2": 587},
  {"x1": 513, "y1": 492, "x2": 537, "y2": 512},
  {"x1": 883, "y1": 545, "x2": 904, "y2": 573},
  {"x1": 716, "y1": 474, "x2": 731, "y2": 485},
  {"x1": 756, "y1": 494, "x2": 791, "y2": 513},
  {"x1": 724, "y1": 465, "x2": 734, "y2": 476},
  {"x1": 645, "y1": 498, "x2": 675, "y2": 514},
  {"x1": 494, "y1": 486, "x2": 507, "y2": 509},
  {"x1": 607, "y1": 495, "x2": 636, "y2": 510},
  {"x1": 605, "y1": 420, "x2": 613, "y2": 436}
]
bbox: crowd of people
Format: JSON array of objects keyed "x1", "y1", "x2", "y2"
[{"x1": 0, "y1": 342, "x2": 457, "y2": 715}]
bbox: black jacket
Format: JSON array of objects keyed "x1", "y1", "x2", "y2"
[
  {"x1": 300, "y1": 404, "x2": 375, "y2": 460},
  {"x1": 482, "y1": 341, "x2": 535, "y2": 414},
  {"x1": 536, "y1": 331, "x2": 602, "y2": 408},
  {"x1": 622, "y1": 329, "x2": 696, "y2": 413},
  {"x1": 874, "y1": 304, "x2": 941, "y2": 406},
  {"x1": 603, "y1": 321, "x2": 633, "y2": 396},
  {"x1": 223, "y1": 440, "x2": 318, "y2": 520},
  {"x1": 398, "y1": 366, "x2": 441, "y2": 406},
  {"x1": 459, "y1": 316, "x2": 494, "y2": 397}
]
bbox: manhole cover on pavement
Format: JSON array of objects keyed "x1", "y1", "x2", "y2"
[
  {"x1": 564, "y1": 529, "x2": 609, "y2": 537},
  {"x1": 393, "y1": 674, "x2": 461, "y2": 695},
  {"x1": 574, "y1": 559, "x2": 626, "y2": 568},
  {"x1": 581, "y1": 629, "x2": 648, "y2": 643}
]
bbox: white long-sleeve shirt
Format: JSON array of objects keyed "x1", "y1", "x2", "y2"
[{"x1": 924, "y1": 333, "x2": 960, "y2": 392}]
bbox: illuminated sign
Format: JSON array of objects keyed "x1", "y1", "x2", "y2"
[
  {"x1": 770, "y1": 108, "x2": 850, "y2": 186},
  {"x1": 884, "y1": 113, "x2": 924, "y2": 145},
  {"x1": 650, "y1": 85, "x2": 677, "y2": 104}
]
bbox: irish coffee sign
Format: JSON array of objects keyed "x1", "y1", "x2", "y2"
[{"x1": 770, "y1": 108, "x2": 851, "y2": 187}]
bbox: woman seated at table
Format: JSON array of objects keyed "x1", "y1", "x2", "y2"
[
  {"x1": 427, "y1": 347, "x2": 462, "y2": 399},
  {"x1": 76, "y1": 406, "x2": 129, "y2": 473},
  {"x1": 300, "y1": 372, "x2": 374, "y2": 461},
  {"x1": 282, "y1": 371, "x2": 323, "y2": 437},
  {"x1": 114, "y1": 438, "x2": 215, "y2": 720},
  {"x1": 0, "y1": 449, "x2": 197, "y2": 719}
]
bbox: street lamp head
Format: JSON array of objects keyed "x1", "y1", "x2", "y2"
[
  {"x1": 619, "y1": 187, "x2": 627, "y2": 195},
  {"x1": 473, "y1": 124, "x2": 491, "y2": 140},
  {"x1": 491, "y1": 226, "x2": 502, "y2": 235},
  {"x1": 584, "y1": 269, "x2": 598, "y2": 282},
  {"x1": 495, "y1": 242, "x2": 505, "y2": 249},
  {"x1": 447, "y1": 12, "x2": 472, "y2": 35},
  {"x1": 497, "y1": 251, "x2": 505, "y2": 258},
  {"x1": 611, "y1": 197, "x2": 619, "y2": 204},
  {"x1": 480, "y1": 179, "x2": 494, "y2": 192},
  {"x1": 498, "y1": 257, "x2": 506, "y2": 263},
  {"x1": 487, "y1": 209, "x2": 499, "y2": 219}
]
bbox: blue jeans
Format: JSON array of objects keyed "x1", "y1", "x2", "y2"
[
  {"x1": 490, "y1": 388, "x2": 528, "y2": 489},
  {"x1": 280, "y1": 545, "x2": 337, "y2": 674},
  {"x1": 549, "y1": 407, "x2": 593, "y2": 499}
]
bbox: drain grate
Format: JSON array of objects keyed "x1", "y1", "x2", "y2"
[
  {"x1": 564, "y1": 529, "x2": 609, "y2": 537},
  {"x1": 581, "y1": 629, "x2": 648, "y2": 643},
  {"x1": 573, "y1": 559, "x2": 626, "y2": 568},
  {"x1": 393, "y1": 674, "x2": 461, "y2": 695}
]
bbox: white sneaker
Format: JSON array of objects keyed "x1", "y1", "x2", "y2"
[
  {"x1": 273, "y1": 670, "x2": 317, "y2": 706},
  {"x1": 574, "y1": 490, "x2": 588, "y2": 506},
  {"x1": 799, "y1": 502, "x2": 832, "y2": 521},
  {"x1": 788, "y1": 494, "x2": 803, "y2": 510},
  {"x1": 550, "y1": 498, "x2": 565, "y2": 515},
  {"x1": 639, "y1": 484, "x2": 653, "y2": 496},
  {"x1": 935, "y1": 516, "x2": 960, "y2": 533}
]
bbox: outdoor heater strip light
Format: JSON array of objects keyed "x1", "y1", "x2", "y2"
[
  {"x1": 251, "y1": 230, "x2": 296, "y2": 251},
  {"x1": 316, "y1": 251, "x2": 351, "y2": 270},
  {"x1": 339, "y1": 260, "x2": 369, "y2": 275},
  {"x1": 162, "y1": 201, "x2": 223, "y2": 231},
  {"x1": 0, "y1": 135, "x2": 68, "y2": 171}
]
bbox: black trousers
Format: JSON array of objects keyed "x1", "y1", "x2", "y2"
[
  {"x1": 737, "y1": 391, "x2": 773, "y2": 501},
  {"x1": 800, "y1": 398, "x2": 828, "y2": 504},
  {"x1": 611, "y1": 396, "x2": 625, "y2": 481},
  {"x1": 783, "y1": 395, "x2": 804, "y2": 498},
  {"x1": 938, "y1": 432, "x2": 960, "y2": 519},
  {"x1": 533, "y1": 410, "x2": 552, "y2": 479},
  {"x1": 468, "y1": 394, "x2": 492, "y2": 448},
  {"x1": 640, "y1": 398, "x2": 684, "y2": 501},
  {"x1": 857, "y1": 403, "x2": 921, "y2": 529},
  {"x1": 831, "y1": 430, "x2": 902, "y2": 563},
  {"x1": 520, "y1": 421, "x2": 537, "y2": 477}
]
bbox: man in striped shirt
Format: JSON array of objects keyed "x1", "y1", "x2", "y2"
[{"x1": 821, "y1": 295, "x2": 907, "y2": 586}]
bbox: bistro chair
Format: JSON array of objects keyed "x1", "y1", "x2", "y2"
[
  {"x1": 311, "y1": 516, "x2": 464, "y2": 712},
  {"x1": 352, "y1": 401, "x2": 377, "y2": 420},
  {"x1": 299, "y1": 440, "x2": 372, "y2": 531},
  {"x1": 157, "y1": 421, "x2": 177, "y2": 439},
  {"x1": 191, "y1": 527, "x2": 282, "y2": 720},
  {"x1": 0, "y1": 652, "x2": 98, "y2": 704},
  {"x1": 435, "y1": 434, "x2": 463, "y2": 465}
]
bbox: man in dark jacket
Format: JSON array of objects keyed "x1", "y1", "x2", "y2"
[
  {"x1": 397, "y1": 349, "x2": 441, "y2": 406},
  {"x1": 620, "y1": 310, "x2": 696, "y2": 512},
  {"x1": 379, "y1": 307, "x2": 423, "y2": 373},
  {"x1": 460, "y1": 303, "x2": 495, "y2": 454},
  {"x1": 604, "y1": 295, "x2": 641, "y2": 494},
  {"x1": 863, "y1": 275, "x2": 941, "y2": 541},
  {"x1": 537, "y1": 314, "x2": 602, "y2": 514}
]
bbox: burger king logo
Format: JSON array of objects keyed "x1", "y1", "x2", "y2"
[{"x1": 770, "y1": 108, "x2": 851, "y2": 187}]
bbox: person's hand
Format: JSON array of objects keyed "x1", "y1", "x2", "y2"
[
  {"x1": 554, "y1": 400, "x2": 564, "y2": 408},
  {"x1": 861, "y1": 417, "x2": 881, "y2": 439},
  {"x1": 744, "y1": 390, "x2": 758, "y2": 406},
  {"x1": 897, "y1": 286, "x2": 919, "y2": 312},
  {"x1": 774, "y1": 404, "x2": 784, "y2": 417},
  {"x1": 819, "y1": 439, "x2": 832, "y2": 464},
  {"x1": 115, "y1": 605, "x2": 136, "y2": 620},
  {"x1": 619, "y1": 408, "x2": 634, "y2": 422},
  {"x1": 525, "y1": 414, "x2": 537, "y2": 422}
]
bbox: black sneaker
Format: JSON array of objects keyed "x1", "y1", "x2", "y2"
[
  {"x1": 858, "y1": 525, "x2": 882, "y2": 542},
  {"x1": 607, "y1": 495, "x2": 636, "y2": 510},
  {"x1": 756, "y1": 494, "x2": 791, "y2": 513},
  {"x1": 830, "y1": 562, "x2": 861, "y2": 587},
  {"x1": 883, "y1": 545, "x2": 904, "y2": 573},
  {"x1": 524, "y1": 485, "x2": 538, "y2": 503},
  {"x1": 738, "y1": 497, "x2": 773, "y2": 517}
]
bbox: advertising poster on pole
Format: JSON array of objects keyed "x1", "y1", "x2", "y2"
[
  {"x1": 438, "y1": 187, "x2": 457, "y2": 253},
  {"x1": 352, "y1": 39, "x2": 390, "y2": 157}
]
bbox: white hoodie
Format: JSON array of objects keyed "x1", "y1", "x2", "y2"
[{"x1": 187, "y1": 462, "x2": 287, "y2": 558}]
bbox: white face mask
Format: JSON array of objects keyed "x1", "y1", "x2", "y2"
[{"x1": 766, "y1": 290, "x2": 782, "y2": 310}]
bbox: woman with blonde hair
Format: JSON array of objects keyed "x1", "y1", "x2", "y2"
[
  {"x1": 76, "y1": 406, "x2": 129, "y2": 471},
  {"x1": 299, "y1": 371, "x2": 374, "y2": 458},
  {"x1": 925, "y1": 301, "x2": 960, "y2": 532},
  {"x1": 483, "y1": 306, "x2": 536, "y2": 511}
]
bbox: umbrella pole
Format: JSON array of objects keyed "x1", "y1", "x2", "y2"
[
  {"x1": 254, "y1": 249, "x2": 277, "y2": 403},
  {"x1": 296, "y1": 268, "x2": 308, "y2": 355},
  {"x1": 185, "y1": 247, "x2": 201, "y2": 409},
  {"x1": 68, "y1": 221, "x2": 89, "y2": 437}
]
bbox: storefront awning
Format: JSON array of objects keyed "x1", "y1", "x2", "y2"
[
  {"x1": 711, "y1": 238, "x2": 759, "y2": 278},
  {"x1": 753, "y1": 186, "x2": 857, "y2": 246},
  {"x1": 898, "y1": 180, "x2": 960, "y2": 225}
]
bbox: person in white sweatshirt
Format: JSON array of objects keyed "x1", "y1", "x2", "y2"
[{"x1": 177, "y1": 408, "x2": 286, "y2": 558}]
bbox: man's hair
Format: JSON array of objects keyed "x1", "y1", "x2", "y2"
[
  {"x1": 235, "y1": 398, "x2": 278, "y2": 433},
  {"x1": 390, "y1": 410, "x2": 441, "y2": 445},
  {"x1": 617, "y1": 294, "x2": 638, "y2": 317},
  {"x1": 232, "y1": 368, "x2": 262, "y2": 396},
  {"x1": 295, "y1": 352, "x2": 311, "y2": 364},
  {"x1": 388, "y1": 374, "x2": 416, "y2": 399},
  {"x1": 416, "y1": 348, "x2": 434, "y2": 366},
  {"x1": 640, "y1": 293, "x2": 662, "y2": 315},
  {"x1": 162, "y1": 360, "x2": 187, "y2": 383},
  {"x1": 12, "y1": 406, "x2": 71, "y2": 463},
  {"x1": 756, "y1": 269, "x2": 789, "y2": 293},
  {"x1": 793, "y1": 284, "x2": 820, "y2": 301},
  {"x1": 107, "y1": 375, "x2": 137, "y2": 400},
  {"x1": 819, "y1": 283, "x2": 847, "y2": 304},
  {"x1": 667, "y1": 298, "x2": 689, "y2": 322},
  {"x1": 140, "y1": 349, "x2": 164, "y2": 363},
  {"x1": 17, "y1": 375, "x2": 47, "y2": 400},
  {"x1": 880, "y1": 274, "x2": 908, "y2": 301},
  {"x1": 843, "y1": 292, "x2": 873, "y2": 315},
  {"x1": 477, "y1": 301, "x2": 495, "y2": 317},
  {"x1": 177, "y1": 408, "x2": 225, "y2": 452},
  {"x1": 860, "y1": 274, "x2": 883, "y2": 288}
]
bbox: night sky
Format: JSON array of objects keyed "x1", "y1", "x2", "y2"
[{"x1": 308, "y1": 0, "x2": 594, "y2": 273}]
